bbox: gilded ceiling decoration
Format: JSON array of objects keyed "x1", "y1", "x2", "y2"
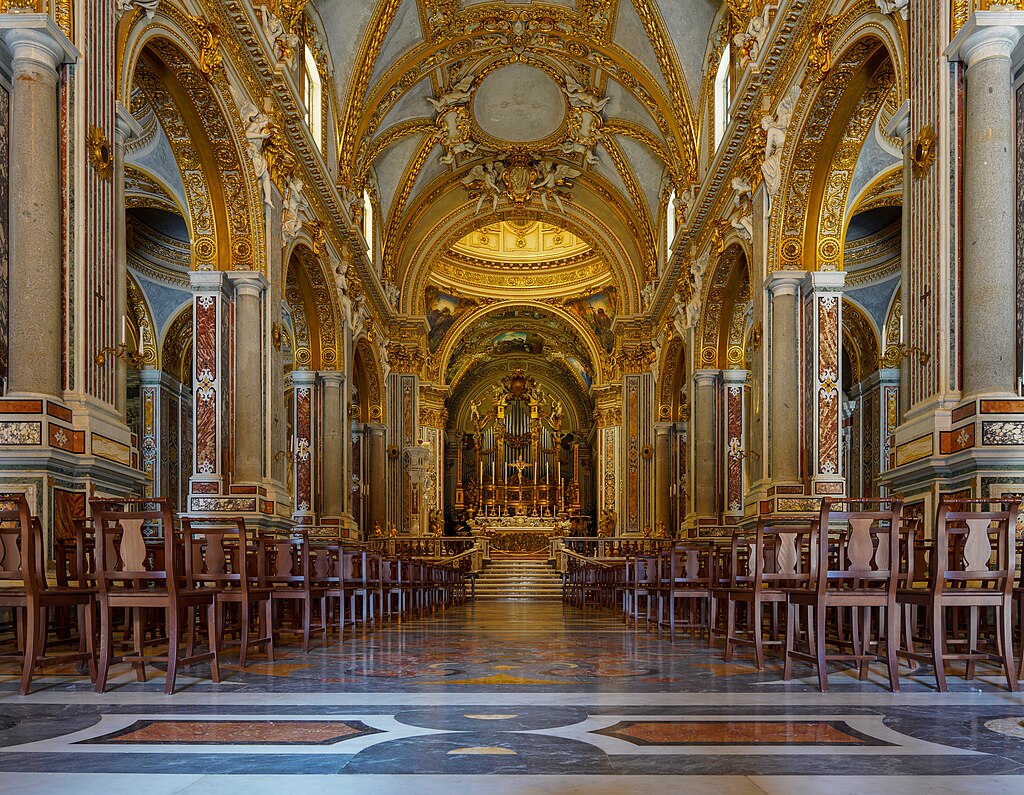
[{"x1": 451, "y1": 221, "x2": 590, "y2": 264}]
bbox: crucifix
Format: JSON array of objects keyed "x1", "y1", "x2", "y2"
[{"x1": 508, "y1": 457, "x2": 533, "y2": 484}]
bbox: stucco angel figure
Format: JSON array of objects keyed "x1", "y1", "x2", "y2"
[
  {"x1": 257, "y1": 5, "x2": 301, "y2": 69},
  {"x1": 469, "y1": 399, "x2": 482, "y2": 425},
  {"x1": 427, "y1": 74, "x2": 475, "y2": 113},
  {"x1": 761, "y1": 85, "x2": 799, "y2": 196},
  {"x1": 532, "y1": 160, "x2": 580, "y2": 213},
  {"x1": 875, "y1": 0, "x2": 909, "y2": 19},
  {"x1": 428, "y1": 509, "x2": 445, "y2": 537},
  {"x1": 117, "y1": 0, "x2": 160, "y2": 19},
  {"x1": 463, "y1": 160, "x2": 503, "y2": 213},
  {"x1": 241, "y1": 100, "x2": 274, "y2": 209},
  {"x1": 564, "y1": 74, "x2": 611, "y2": 113},
  {"x1": 282, "y1": 174, "x2": 305, "y2": 244},
  {"x1": 641, "y1": 280, "x2": 657, "y2": 311},
  {"x1": 671, "y1": 292, "x2": 689, "y2": 338},
  {"x1": 734, "y1": 3, "x2": 773, "y2": 66}
]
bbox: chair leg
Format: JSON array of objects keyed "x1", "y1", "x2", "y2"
[
  {"x1": 999, "y1": 603, "x2": 1018, "y2": 692},
  {"x1": 885, "y1": 605, "x2": 900, "y2": 693},
  {"x1": 131, "y1": 608, "x2": 147, "y2": 682},
  {"x1": 264, "y1": 598, "x2": 275, "y2": 662},
  {"x1": 164, "y1": 606, "x2": 180, "y2": 695},
  {"x1": 931, "y1": 604, "x2": 948, "y2": 692},
  {"x1": 239, "y1": 601, "x2": 250, "y2": 670},
  {"x1": 80, "y1": 601, "x2": 98, "y2": 682},
  {"x1": 724, "y1": 599, "x2": 736, "y2": 662},
  {"x1": 815, "y1": 605, "x2": 829, "y2": 693},
  {"x1": 206, "y1": 602, "x2": 220, "y2": 684},
  {"x1": 96, "y1": 602, "x2": 113, "y2": 693},
  {"x1": 965, "y1": 606, "x2": 979, "y2": 681},
  {"x1": 19, "y1": 605, "x2": 43, "y2": 696},
  {"x1": 753, "y1": 601, "x2": 766, "y2": 671},
  {"x1": 783, "y1": 601, "x2": 795, "y2": 681},
  {"x1": 302, "y1": 598, "x2": 312, "y2": 653}
]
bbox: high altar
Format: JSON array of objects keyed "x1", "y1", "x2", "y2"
[{"x1": 450, "y1": 370, "x2": 585, "y2": 545}]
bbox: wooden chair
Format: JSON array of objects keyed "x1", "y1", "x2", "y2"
[
  {"x1": 258, "y1": 532, "x2": 328, "y2": 653},
  {"x1": 181, "y1": 517, "x2": 273, "y2": 669},
  {"x1": 655, "y1": 543, "x2": 712, "y2": 641},
  {"x1": 784, "y1": 498, "x2": 903, "y2": 692},
  {"x1": 0, "y1": 494, "x2": 97, "y2": 694},
  {"x1": 720, "y1": 520, "x2": 815, "y2": 669},
  {"x1": 898, "y1": 498, "x2": 1020, "y2": 691},
  {"x1": 91, "y1": 498, "x2": 220, "y2": 694}
]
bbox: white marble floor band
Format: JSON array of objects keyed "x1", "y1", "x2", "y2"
[
  {"x1": 1, "y1": 773, "x2": 1022, "y2": 795},
  {"x1": 5, "y1": 689, "x2": 1024, "y2": 708}
]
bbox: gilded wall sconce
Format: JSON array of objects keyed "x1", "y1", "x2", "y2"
[
  {"x1": 87, "y1": 126, "x2": 113, "y2": 181},
  {"x1": 911, "y1": 125, "x2": 935, "y2": 179}
]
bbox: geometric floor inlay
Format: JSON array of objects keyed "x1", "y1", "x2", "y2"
[
  {"x1": 83, "y1": 719, "x2": 382, "y2": 746},
  {"x1": 594, "y1": 720, "x2": 881, "y2": 746}
]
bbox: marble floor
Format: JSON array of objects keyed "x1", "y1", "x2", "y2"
[{"x1": 2, "y1": 601, "x2": 1024, "y2": 793}]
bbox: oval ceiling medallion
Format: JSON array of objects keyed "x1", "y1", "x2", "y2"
[{"x1": 472, "y1": 64, "x2": 566, "y2": 145}]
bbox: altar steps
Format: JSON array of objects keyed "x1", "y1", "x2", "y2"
[{"x1": 474, "y1": 559, "x2": 564, "y2": 600}]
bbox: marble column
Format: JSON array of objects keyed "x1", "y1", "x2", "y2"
[
  {"x1": 804, "y1": 271, "x2": 845, "y2": 497},
  {"x1": 948, "y1": 14, "x2": 1024, "y2": 397},
  {"x1": 0, "y1": 19, "x2": 75, "y2": 398},
  {"x1": 320, "y1": 370, "x2": 345, "y2": 517},
  {"x1": 722, "y1": 369, "x2": 748, "y2": 516},
  {"x1": 366, "y1": 423, "x2": 386, "y2": 535},
  {"x1": 693, "y1": 369, "x2": 720, "y2": 518},
  {"x1": 654, "y1": 423, "x2": 673, "y2": 533},
  {"x1": 289, "y1": 369, "x2": 316, "y2": 520},
  {"x1": 113, "y1": 103, "x2": 143, "y2": 418},
  {"x1": 228, "y1": 273, "x2": 267, "y2": 484},
  {"x1": 765, "y1": 271, "x2": 804, "y2": 484}
]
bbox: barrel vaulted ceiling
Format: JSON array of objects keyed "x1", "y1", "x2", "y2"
[{"x1": 310, "y1": 0, "x2": 718, "y2": 386}]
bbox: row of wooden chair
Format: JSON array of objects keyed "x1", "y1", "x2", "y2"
[
  {"x1": 567, "y1": 497, "x2": 1024, "y2": 692},
  {"x1": 0, "y1": 495, "x2": 469, "y2": 695}
]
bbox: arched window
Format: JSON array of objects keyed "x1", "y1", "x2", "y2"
[
  {"x1": 362, "y1": 188, "x2": 374, "y2": 264},
  {"x1": 666, "y1": 188, "x2": 678, "y2": 254},
  {"x1": 713, "y1": 43, "x2": 731, "y2": 150},
  {"x1": 303, "y1": 45, "x2": 322, "y2": 151}
]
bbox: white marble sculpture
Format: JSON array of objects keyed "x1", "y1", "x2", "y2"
[
  {"x1": 240, "y1": 99, "x2": 274, "y2": 209},
  {"x1": 875, "y1": 0, "x2": 909, "y2": 19},
  {"x1": 282, "y1": 173, "x2": 306, "y2": 246},
  {"x1": 563, "y1": 75, "x2": 611, "y2": 113},
  {"x1": 761, "y1": 85, "x2": 800, "y2": 197},
  {"x1": 734, "y1": 3, "x2": 774, "y2": 67},
  {"x1": 427, "y1": 75, "x2": 475, "y2": 113},
  {"x1": 117, "y1": 0, "x2": 160, "y2": 18}
]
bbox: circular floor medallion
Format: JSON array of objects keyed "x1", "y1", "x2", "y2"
[{"x1": 473, "y1": 64, "x2": 565, "y2": 144}]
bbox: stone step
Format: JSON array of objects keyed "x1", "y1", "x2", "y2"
[{"x1": 473, "y1": 559, "x2": 564, "y2": 599}]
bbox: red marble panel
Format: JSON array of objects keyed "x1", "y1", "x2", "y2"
[
  {"x1": 295, "y1": 386, "x2": 312, "y2": 512},
  {"x1": 46, "y1": 402, "x2": 72, "y2": 422},
  {"x1": 598, "y1": 720, "x2": 870, "y2": 746},
  {"x1": 951, "y1": 401, "x2": 977, "y2": 422},
  {"x1": 48, "y1": 423, "x2": 85, "y2": 454},
  {"x1": 940, "y1": 423, "x2": 976, "y2": 454},
  {"x1": 53, "y1": 489, "x2": 85, "y2": 542},
  {"x1": 981, "y1": 399, "x2": 1024, "y2": 414},
  {"x1": 194, "y1": 296, "x2": 218, "y2": 474},
  {"x1": 817, "y1": 295, "x2": 840, "y2": 475},
  {"x1": 0, "y1": 399, "x2": 42, "y2": 414},
  {"x1": 726, "y1": 384, "x2": 743, "y2": 511},
  {"x1": 91, "y1": 719, "x2": 379, "y2": 745}
]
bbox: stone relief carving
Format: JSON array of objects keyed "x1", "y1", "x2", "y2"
[{"x1": 761, "y1": 85, "x2": 800, "y2": 197}]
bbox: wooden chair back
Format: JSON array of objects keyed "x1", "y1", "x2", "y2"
[
  {"x1": 90, "y1": 498, "x2": 177, "y2": 596},
  {"x1": 180, "y1": 516, "x2": 254, "y2": 594},
  {"x1": 813, "y1": 498, "x2": 903, "y2": 596},
  {"x1": 258, "y1": 532, "x2": 315, "y2": 589},
  {"x1": 933, "y1": 498, "x2": 1021, "y2": 597},
  {"x1": 0, "y1": 493, "x2": 41, "y2": 596}
]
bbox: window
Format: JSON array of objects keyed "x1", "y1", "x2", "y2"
[
  {"x1": 666, "y1": 188, "x2": 678, "y2": 254},
  {"x1": 713, "y1": 43, "x2": 731, "y2": 150},
  {"x1": 303, "y1": 45, "x2": 322, "y2": 150},
  {"x1": 362, "y1": 189, "x2": 374, "y2": 262}
]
